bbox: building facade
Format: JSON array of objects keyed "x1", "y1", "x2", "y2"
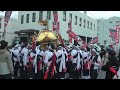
[
  {"x1": 0, "y1": 16, "x2": 19, "y2": 46},
  {"x1": 18, "y1": 11, "x2": 97, "y2": 44},
  {"x1": 97, "y1": 16, "x2": 120, "y2": 49}
]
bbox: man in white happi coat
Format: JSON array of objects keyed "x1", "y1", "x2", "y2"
[
  {"x1": 70, "y1": 45, "x2": 81, "y2": 79},
  {"x1": 55, "y1": 46, "x2": 66, "y2": 79},
  {"x1": 11, "y1": 44, "x2": 21, "y2": 77},
  {"x1": 20, "y1": 43, "x2": 29, "y2": 79},
  {"x1": 81, "y1": 47, "x2": 91, "y2": 79},
  {"x1": 43, "y1": 43, "x2": 56, "y2": 79},
  {"x1": 89, "y1": 48, "x2": 102, "y2": 79}
]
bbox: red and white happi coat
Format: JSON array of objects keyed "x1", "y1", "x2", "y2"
[
  {"x1": 55, "y1": 49, "x2": 66, "y2": 72},
  {"x1": 81, "y1": 51, "x2": 91, "y2": 70},
  {"x1": 44, "y1": 50, "x2": 56, "y2": 79},
  {"x1": 71, "y1": 49, "x2": 81, "y2": 71},
  {"x1": 29, "y1": 47, "x2": 43, "y2": 73}
]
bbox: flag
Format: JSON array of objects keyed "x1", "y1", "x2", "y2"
[
  {"x1": 4, "y1": 11, "x2": 12, "y2": 29},
  {"x1": 81, "y1": 36, "x2": 98, "y2": 48},
  {"x1": 109, "y1": 29, "x2": 117, "y2": 42},
  {"x1": 92, "y1": 37, "x2": 98, "y2": 44},
  {"x1": 3, "y1": 11, "x2": 12, "y2": 38},
  {"x1": 67, "y1": 29, "x2": 82, "y2": 43}
]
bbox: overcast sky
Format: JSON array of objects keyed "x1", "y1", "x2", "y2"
[{"x1": 0, "y1": 11, "x2": 120, "y2": 19}]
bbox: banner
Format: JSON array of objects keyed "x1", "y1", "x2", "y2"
[
  {"x1": 53, "y1": 11, "x2": 59, "y2": 34},
  {"x1": 52, "y1": 11, "x2": 65, "y2": 47},
  {"x1": 67, "y1": 22, "x2": 72, "y2": 43},
  {"x1": 53, "y1": 22, "x2": 59, "y2": 34},
  {"x1": 116, "y1": 26, "x2": 120, "y2": 43},
  {"x1": 53, "y1": 11, "x2": 58, "y2": 22}
]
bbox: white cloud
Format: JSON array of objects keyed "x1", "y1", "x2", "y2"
[
  {"x1": 84, "y1": 11, "x2": 120, "y2": 19},
  {"x1": 0, "y1": 11, "x2": 18, "y2": 19}
]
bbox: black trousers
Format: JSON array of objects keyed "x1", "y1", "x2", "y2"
[
  {"x1": 70, "y1": 63, "x2": 77, "y2": 79},
  {"x1": 56, "y1": 72, "x2": 65, "y2": 79},
  {"x1": 90, "y1": 69, "x2": 98, "y2": 79},
  {"x1": 66, "y1": 61, "x2": 72, "y2": 74},
  {"x1": 14, "y1": 62, "x2": 20, "y2": 77},
  {"x1": 83, "y1": 65, "x2": 90, "y2": 76},
  {"x1": 35, "y1": 70, "x2": 43, "y2": 79},
  {"x1": 20, "y1": 66, "x2": 29, "y2": 79},
  {"x1": 83, "y1": 69, "x2": 90, "y2": 76},
  {"x1": 0, "y1": 74, "x2": 12, "y2": 79}
]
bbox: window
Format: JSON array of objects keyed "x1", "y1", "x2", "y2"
[
  {"x1": 79, "y1": 18, "x2": 82, "y2": 26},
  {"x1": 47, "y1": 11, "x2": 51, "y2": 20},
  {"x1": 75, "y1": 15, "x2": 77, "y2": 25},
  {"x1": 21, "y1": 15, "x2": 24, "y2": 24},
  {"x1": 69, "y1": 13, "x2": 72, "y2": 22},
  {"x1": 32, "y1": 13, "x2": 36, "y2": 22},
  {"x1": 53, "y1": 11, "x2": 57, "y2": 14},
  {"x1": 94, "y1": 24, "x2": 95, "y2": 31},
  {"x1": 109, "y1": 21, "x2": 112, "y2": 23},
  {"x1": 63, "y1": 11, "x2": 66, "y2": 21},
  {"x1": 87, "y1": 21, "x2": 89, "y2": 29},
  {"x1": 84, "y1": 19, "x2": 86, "y2": 28},
  {"x1": 104, "y1": 40, "x2": 107, "y2": 45},
  {"x1": 116, "y1": 21, "x2": 120, "y2": 23},
  {"x1": 39, "y1": 11, "x2": 43, "y2": 21},
  {"x1": 90, "y1": 22, "x2": 92, "y2": 30},
  {"x1": 26, "y1": 14, "x2": 29, "y2": 23}
]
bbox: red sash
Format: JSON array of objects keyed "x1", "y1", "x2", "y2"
[
  {"x1": 68, "y1": 54, "x2": 71, "y2": 61},
  {"x1": 38, "y1": 60, "x2": 42, "y2": 71},
  {"x1": 28, "y1": 56, "x2": 33, "y2": 70},
  {"x1": 44, "y1": 53, "x2": 56, "y2": 79},
  {"x1": 109, "y1": 67, "x2": 118, "y2": 78},
  {"x1": 84, "y1": 60, "x2": 91, "y2": 70}
]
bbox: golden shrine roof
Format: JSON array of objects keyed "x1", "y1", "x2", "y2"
[{"x1": 36, "y1": 29, "x2": 59, "y2": 43}]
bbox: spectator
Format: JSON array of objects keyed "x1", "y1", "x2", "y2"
[
  {"x1": 0, "y1": 40, "x2": 14, "y2": 79},
  {"x1": 102, "y1": 50, "x2": 120, "y2": 79}
]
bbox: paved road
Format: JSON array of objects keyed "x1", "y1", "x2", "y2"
[{"x1": 97, "y1": 70, "x2": 106, "y2": 79}]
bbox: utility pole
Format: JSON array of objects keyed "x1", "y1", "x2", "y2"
[{"x1": 84, "y1": 11, "x2": 87, "y2": 15}]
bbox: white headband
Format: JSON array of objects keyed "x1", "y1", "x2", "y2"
[{"x1": 92, "y1": 48, "x2": 97, "y2": 53}]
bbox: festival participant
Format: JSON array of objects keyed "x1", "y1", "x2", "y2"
[
  {"x1": 102, "y1": 50, "x2": 120, "y2": 79},
  {"x1": 20, "y1": 42, "x2": 29, "y2": 79},
  {"x1": 0, "y1": 40, "x2": 14, "y2": 79},
  {"x1": 55, "y1": 46, "x2": 66, "y2": 79},
  {"x1": 12, "y1": 44, "x2": 21, "y2": 78},
  {"x1": 82, "y1": 47, "x2": 91, "y2": 79},
  {"x1": 70, "y1": 45, "x2": 80, "y2": 79},
  {"x1": 90, "y1": 48, "x2": 102, "y2": 79},
  {"x1": 43, "y1": 43, "x2": 57, "y2": 79}
]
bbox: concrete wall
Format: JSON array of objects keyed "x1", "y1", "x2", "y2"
[
  {"x1": 0, "y1": 16, "x2": 19, "y2": 46},
  {"x1": 97, "y1": 16, "x2": 120, "y2": 48},
  {"x1": 18, "y1": 11, "x2": 97, "y2": 44}
]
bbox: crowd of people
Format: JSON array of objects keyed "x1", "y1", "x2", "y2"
[{"x1": 0, "y1": 40, "x2": 120, "y2": 79}]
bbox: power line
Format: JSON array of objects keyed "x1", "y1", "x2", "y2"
[
  {"x1": 103, "y1": 11, "x2": 111, "y2": 18},
  {"x1": 88, "y1": 11, "x2": 97, "y2": 19}
]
